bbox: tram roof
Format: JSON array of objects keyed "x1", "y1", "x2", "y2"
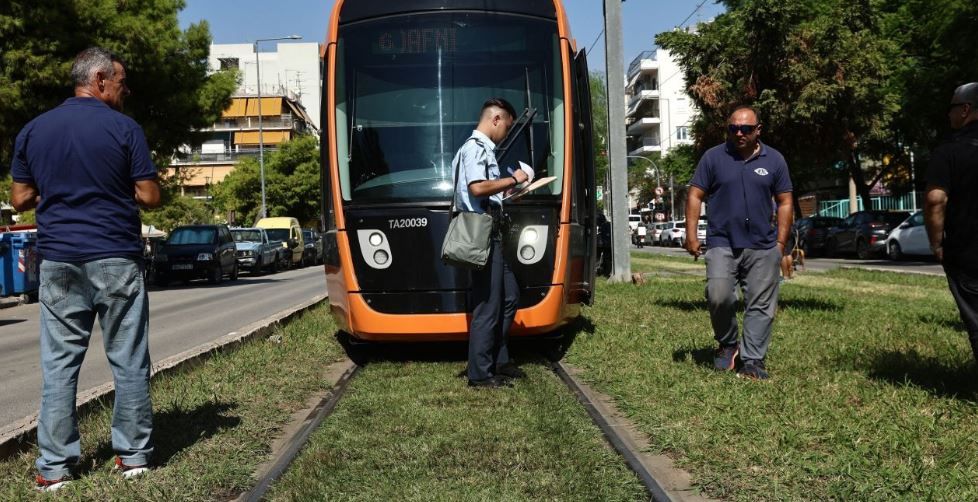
[{"x1": 338, "y1": 0, "x2": 558, "y2": 24}]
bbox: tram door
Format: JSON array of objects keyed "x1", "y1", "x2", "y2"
[{"x1": 568, "y1": 47, "x2": 597, "y2": 305}]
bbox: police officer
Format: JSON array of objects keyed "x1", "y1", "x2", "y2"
[{"x1": 453, "y1": 98, "x2": 531, "y2": 388}]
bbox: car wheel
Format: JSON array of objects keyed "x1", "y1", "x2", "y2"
[
  {"x1": 856, "y1": 238, "x2": 873, "y2": 259},
  {"x1": 253, "y1": 257, "x2": 263, "y2": 275},
  {"x1": 888, "y1": 241, "x2": 903, "y2": 261},
  {"x1": 208, "y1": 264, "x2": 223, "y2": 284},
  {"x1": 230, "y1": 263, "x2": 239, "y2": 281}
]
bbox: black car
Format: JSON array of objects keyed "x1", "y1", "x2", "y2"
[
  {"x1": 301, "y1": 229, "x2": 323, "y2": 267},
  {"x1": 825, "y1": 210, "x2": 911, "y2": 259},
  {"x1": 155, "y1": 224, "x2": 239, "y2": 285},
  {"x1": 795, "y1": 216, "x2": 842, "y2": 257}
]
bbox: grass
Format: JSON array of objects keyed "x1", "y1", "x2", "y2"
[
  {"x1": 565, "y1": 252, "x2": 977, "y2": 500},
  {"x1": 267, "y1": 353, "x2": 647, "y2": 501},
  {"x1": 0, "y1": 305, "x2": 347, "y2": 501}
]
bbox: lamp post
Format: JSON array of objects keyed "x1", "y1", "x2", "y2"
[{"x1": 254, "y1": 35, "x2": 302, "y2": 221}]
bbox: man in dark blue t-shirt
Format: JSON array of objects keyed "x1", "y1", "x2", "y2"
[
  {"x1": 684, "y1": 106, "x2": 793, "y2": 380},
  {"x1": 10, "y1": 47, "x2": 161, "y2": 491}
]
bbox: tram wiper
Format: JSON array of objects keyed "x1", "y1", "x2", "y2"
[{"x1": 495, "y1": 106, "x2": 536, "y2": 165}]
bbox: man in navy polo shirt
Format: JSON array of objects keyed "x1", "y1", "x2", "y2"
[
  {"x1": 10, "y1": 47, "x2": 161, "y2": 490},
  {"x1": 684, "y1": 106, "x2": 793, "y2": 380}
]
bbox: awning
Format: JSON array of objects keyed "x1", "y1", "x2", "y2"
[
  {"x1": 221, "y1": 98, "x2": 247, "y2": 118},
  {"x1": 234, "y1": 130, "x2": 291, "y2": 145},
  {"x1": 245, "y1": 97, "x2": 283, "y2": 117}
]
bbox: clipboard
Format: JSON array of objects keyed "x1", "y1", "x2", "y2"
[{"x1": 503, "y1": 175, "x2": 558, "y2": 201}]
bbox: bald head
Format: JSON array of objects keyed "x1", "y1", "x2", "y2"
[{"x1": 949, "y1": 82, "x2": 978, "y2": 129}]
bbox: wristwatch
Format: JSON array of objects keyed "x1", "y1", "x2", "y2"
[{"x1": 510, "y1": 175, "x2": 519, "y2": 186}]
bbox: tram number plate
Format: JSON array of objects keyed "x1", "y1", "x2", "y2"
[{"x1": 389, "y1": 217, "x2": 428, "y2": 229}]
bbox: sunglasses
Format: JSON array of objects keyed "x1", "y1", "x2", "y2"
[
  {"x1": 727, "y1": 124, "x2": 759, "y2": 135},
  {"x1": 949, "y1": 102, "x2": 972, "y2": 113}
]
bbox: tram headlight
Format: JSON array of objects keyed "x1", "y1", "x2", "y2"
[
  {"x1": 356, "y1": 229, "x2": 393, "y2": 270},
  {"x1": 517, "y1": 225, "x2": 548, "y2": 265}
]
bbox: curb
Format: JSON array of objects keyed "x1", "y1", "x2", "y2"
[
  {"x1": 839, "y1": 264, "x2": 944, "y2": 277},
  {"x1": 553, "y1": 361, "x2": 717, "y2": 502},
  {"x1": 0, "y1": 293, "x2": 329, "y2": 459}
]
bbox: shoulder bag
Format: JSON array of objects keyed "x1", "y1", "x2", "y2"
[{"x1": 441, "y1": 139, "x2": 494, "y2": 269}]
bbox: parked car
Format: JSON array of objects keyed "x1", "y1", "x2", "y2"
[
  {"x1": 885, "y1": 211, "x2": 932, "y2": 260},
  {"x1": 795, "y1": 216, "x2": 843, "y2": 257},
  {"x1": 256, "y1": 217, "x2": 304, "y2": 268},
  {"x1": 660, "y1": 220, "x2": 686, "y2": 247},
  {"x1": 825, "y1": 210, "x2": 911, "y2": 259},
  {"x1": 696, "y1": 221, "x2": 707, "y2": 243},
  {"x1": 155, "y1": 225, "x2": 238, "y2": 285},
  {"x1": 231, "y1": 227, "x2": 285, "y2": 274},
  {"x1": 301, "y1": 229, "x2": 324, "y2": 266},
  {"x1": 650, "y1": 222, "x2": 666, "y2": 245}
]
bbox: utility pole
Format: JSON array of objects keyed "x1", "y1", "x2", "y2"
[{"x1": 604, "y1": 0, "x2": 631, "y2": 282}]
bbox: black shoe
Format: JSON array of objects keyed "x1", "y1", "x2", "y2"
[
  {"x1": 467, "y1": 376, "x2": 513, "y2": 388},
  {"x1": 496, "y1": 363, "x2": 527, "y2": 379}
]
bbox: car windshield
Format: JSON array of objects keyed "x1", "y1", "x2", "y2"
[
  {"x1": 264, "y1": 229, "x2": 290, "y2": 242},
  {"x1": 813, "y1": 218, "x2": 841, "y2": 228},
  {"x1": 333, "y1": 12, "x2": 564, "y2": 203},
  {"x1": 168, "y1": 228, "x2": 216, "y2": 245},
  {"x1": 879, "y1": 212, "x2": 910, "y2": 226},
  {"x1": 232, "y1": 230, "x2": 262, "y2": 242},
  {"x1": 303, "y1": 230, "x2": 314, "y2": 240}
]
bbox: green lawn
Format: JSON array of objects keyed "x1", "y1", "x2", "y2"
[
  {"x1": 268, "y1": 357, "x2": 647, "y2": 501},
  {"x1": 0, "y1": 306, "x2": 347, "y2": 501},
  {"x1": 565, "y1": 252, "x2": 976, "y2": 500}
]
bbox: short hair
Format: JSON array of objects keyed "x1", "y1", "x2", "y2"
[
  {"x1": 70, "y1": 47, "x2": 124, "y2": 88},
  {"x1": 482, "y1": 97, "x2": 517, "y2": 121},
  {"x1": 952, "y1": 82, "x2": 978, "y2": 105},
  {"x1": 729, "y1": 105, "x2": 761, "y2": 124}
]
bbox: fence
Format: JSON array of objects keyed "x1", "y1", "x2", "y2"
[{"x1": 816, "y1": 192, "x2": 920, "y2": 218}]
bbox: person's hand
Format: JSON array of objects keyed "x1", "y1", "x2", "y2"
[
  {"x1": 513, "y1": 169, "x2": 529, "y2": 184},
  {"x1": 685, "y1": 237, "x2": 702, "y2": 258}
]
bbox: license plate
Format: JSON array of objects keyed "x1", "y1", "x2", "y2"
[{"x1": 172, "y1": 264, "x2": 193, "y2": 270}]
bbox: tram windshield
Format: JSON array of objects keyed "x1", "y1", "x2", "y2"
[{"x1": 333, "y1": 12, "x2": 565, "y2": 203}]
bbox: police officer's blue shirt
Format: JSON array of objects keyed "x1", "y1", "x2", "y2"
[
  {"x1": 453, "y1": 130, "x2": 502, "y2": 213},
  {"x1": 11, "y1": 97, "x2": 158, "y2": 262},
  {"x1": 689, "y1": 141, "x2": 792, "y2": 250}
]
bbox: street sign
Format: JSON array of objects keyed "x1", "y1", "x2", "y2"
[
  {"x1": 654, "y1": 186, "x2": 664, "y2": 196},
  {"x1": 654, "y1": 212, "x2": 665, "y2": 221},
  {"x1": 596, "y1": 185, "x2": 603, "y2": 200}
]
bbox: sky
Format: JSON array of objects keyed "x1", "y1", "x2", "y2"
[{"x1": 177, "y1": 0, "x2": 726, "y2": 70}]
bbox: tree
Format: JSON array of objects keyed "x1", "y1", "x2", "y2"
[
  {"x1": 0, "y1": 0, "x2": 237, "y2": 171},
  {"x1": 589, "y1": 72, "x2": 609, "y2": 189},
  {"x1": 657, "y1": 0, "x2": 901, "y2": 211},
  {"x1": 211, "y1": 135, "x2": 321, "y2": 227},
  {"x1": 139, "y1": 194, "x2": 213, "y2": 232}
]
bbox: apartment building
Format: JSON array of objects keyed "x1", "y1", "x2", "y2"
[{"x1": 624, "y1": 48, "x2": 694, "y2": 157}]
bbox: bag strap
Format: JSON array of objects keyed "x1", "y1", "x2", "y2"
[
  {"x1": 953, "y1": 136, "x2": 978, "y2": 148},
  {"x1": 450, "y1": 137, "x2": 490, "y2": 213}
]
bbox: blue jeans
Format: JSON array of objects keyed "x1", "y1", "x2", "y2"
[{"x1": 36, "y1": 258, "x2": 153, "y2": 479}]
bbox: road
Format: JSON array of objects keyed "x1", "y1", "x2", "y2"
[
  {"x1": 635, "y1": 245, "x2": 945, "y2": 276},
  {"x1": 0, "y1": 266, "x2": 326, "y2": 429}
]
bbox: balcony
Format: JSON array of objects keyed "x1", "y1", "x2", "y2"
[
  {"x1": 627, "y1": 117, "x2": 661, "y2": 136},
  {"x1": 626, "y1": 89, "x2": 660, "y2": 112},
  {"x1": 628, "y1": 135, "x2": 661, "y2": 156},
  {"x1": 627, "y1": 50, "x2": 658, "y2": 80},
  {"x1": 204, "y1": 116, "x2": 297, "y2": 132},
  {"x1": 169, "y1": 148, "x2": 279, "y2": 166}
]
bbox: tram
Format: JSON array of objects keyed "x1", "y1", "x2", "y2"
[{"x1": 321, "y1": 0, "x2": 597, "y2": 341}]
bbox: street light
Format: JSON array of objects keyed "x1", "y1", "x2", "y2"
[{"x1": 254, "y1": 34, "x2": 302, "y2": 221}]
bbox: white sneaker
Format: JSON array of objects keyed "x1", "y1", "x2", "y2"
[
  {"x1": 35, "y1": 474, "x2": 72, "y2": 492},
  {"x1": 114, "y1": 456, "x2": 150, "y2": 479}
]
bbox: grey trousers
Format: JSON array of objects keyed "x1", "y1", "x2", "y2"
[{"x1": 704, "y1": 246, "x2": 781, "y2": 362}]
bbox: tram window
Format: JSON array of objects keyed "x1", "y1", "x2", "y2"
[{"x1": 333, "y1": 13, "x2": 565, "y2": 203}]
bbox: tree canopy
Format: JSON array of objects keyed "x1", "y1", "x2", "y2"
[
  {"x1": 210, "y1": 135, "x2": 321, "y2": 228},
  {"x1": 0, "y1": 0, "x2": 237, "y2": 172}
]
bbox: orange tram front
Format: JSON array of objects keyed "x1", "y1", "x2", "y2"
[{"x1": 320, "y1": 0, "x2": 597, "y2": 341}]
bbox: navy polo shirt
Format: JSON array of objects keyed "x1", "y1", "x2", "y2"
[
  {"x1": 689, "y1": 141, "x2": 792, "y2": 249},
  {"x1": 11, "y1": 97, "x2": 157, "y2": 262}
]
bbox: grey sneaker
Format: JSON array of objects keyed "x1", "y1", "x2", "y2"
[{"x1": 737, "y1": 360, "x2": 770, "y2": 380}]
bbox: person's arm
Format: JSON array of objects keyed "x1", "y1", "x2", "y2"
[
  {"x1": 135, "y1": 179, "x2": 162, "y2": 208},
  {"x1": 774, "y1": 191, "x2": 794, "y2": 252},
  {"x1": 924, "y1": 186, "x2": 947, "y2": 262},
  {"x1": 469, "y1": 169, "x2": 528, "y2": 197},
  {"x1": 11, "y1": 182, "x2": 40, "y2": 212},
  {"x1": 684, "y1": 185, "x2": 706, "y2": 256}
]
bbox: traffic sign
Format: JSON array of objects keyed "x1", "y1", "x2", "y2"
[
  {"x1": 596, "y1": 185, "x2": 604, "y2": 200},
  {"x1": 654, "y1": 186, "x2": 664, "y2": 196}
]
